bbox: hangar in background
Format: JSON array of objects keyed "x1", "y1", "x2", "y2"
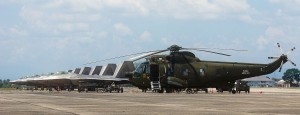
[{"x1": 242, "y1": 76, "x2": 275, "y2": 87}]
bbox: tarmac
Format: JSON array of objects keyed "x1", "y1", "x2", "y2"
[{"x1": 1, "y1": 88, "x2": 300, "y2": 115}]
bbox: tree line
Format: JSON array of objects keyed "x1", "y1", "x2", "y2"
[
  {"x1": 282, "y1": 68, "x2": 300, "y2": 87},
  {"x1": 0, "y1": 79, "x2": 13, "y2": 88}
]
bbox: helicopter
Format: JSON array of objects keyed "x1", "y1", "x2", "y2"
[{"x1": 123, "y1": 43, "x2": 296, "y2": 94}]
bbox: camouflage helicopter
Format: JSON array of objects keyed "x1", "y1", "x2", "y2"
[{"x1": 124, "y1": 43, "x2": 296, "y2": 94}]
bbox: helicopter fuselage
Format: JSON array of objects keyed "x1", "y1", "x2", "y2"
[{"x1": 129, "y1": 51, "x2": 286, "y2": 90}]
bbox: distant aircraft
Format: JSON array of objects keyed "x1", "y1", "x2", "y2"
[{"x1": 10, "y1": 61, "x2": 135, "y2": 91}]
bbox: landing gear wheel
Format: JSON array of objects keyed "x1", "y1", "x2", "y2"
[
  {"x1": 246, "y1": 90, "x2": 250, "y2": 93},
  {"x1": 186, "y1": 88, "x2": 192, "y2": 94},
  {"x1": 166, "y1": 88, "x2": 173, "y2": 93},
  {"x1": 232, "y1": 90, "x2": 236, "y2": 94},
  {"x1": 217, "y1": 88, "x2": 223, "y2": 93},
  {"x1": 204, "y1": 88, "x2": 208, "y2": 93},
  {"x1": 158, "y1": 89, "x2": 164, "y2": 93},
  {"x1": 142, "y1": 89, "x2": 147, "y2": 93},
  {"x1": 121, "y1": 88, "x2": 124, "y2": 93}
]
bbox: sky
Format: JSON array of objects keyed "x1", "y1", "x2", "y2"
[{"x1": 0, "y1": 0, "x2": 299, "y2": 80}]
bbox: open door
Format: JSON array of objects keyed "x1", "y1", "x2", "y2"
[
  {"x1": 150, "y1": 64, "x2": 159, "y2": 81},
  {"x1": 150, "y1": 64, "x2": 161, "y2": 91}
]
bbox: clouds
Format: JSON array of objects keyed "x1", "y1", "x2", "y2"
[
  {"x1": 17, "y1": 0, "x2": 254, "y2": 22},
  {"x1": 141, "y1": 0, "x2": 252, "y2": 20},
  {"x1": 114, "y1": 23, "x2": 132, "y2": 36},
  {"x1": 257, "y1": 27, "x2": 286, "y2": 49},
  {"x1": 19, "y1": 4, "x2": 95, "y2": 34},
  {"x1": 9, "y1": 27, "x2": 28, "y2": 37},
  {"x1": 269, "y1": 0, "x2": 300, "y2": 9},
  {"x1": 0, "y1": 26, "x2": 3, "y2": 35},
  {"x1": 265, "y1": 27, "x2": 285, "y2": 38},
  {"x1": 57, "y1": 23, "x2": 90, "y2": 32},
  {"x1": 14, "y1": 0, "x2": 256, "y2": 36},
  {"x1": 139, "y1": 31, "x2": 151, "y2": 41}
]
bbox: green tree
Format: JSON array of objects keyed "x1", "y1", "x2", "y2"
[
  {"x1": 282, "y1": 68, "x2": 300, "y2": 86},
  {"x1": 0, "y1": 79, "x2": 13, "y2": 88},
  {"x1": 0, "y1": 79, "x2": 2, "y2": 88},
  {"x1": 295, "y1": 73, "x2": 300, "y2": 85}
]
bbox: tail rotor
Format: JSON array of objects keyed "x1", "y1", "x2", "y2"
[{"x1": 269, "y1": 43, "x2": 296, "y2": 72}]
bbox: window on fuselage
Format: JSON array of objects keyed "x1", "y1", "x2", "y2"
[
  {"x1": 182, "y1": 69, "x2": 189, "y2": 76},
  {"x1": 199, "y1": 69, "x2": 205, "y2": 77}
]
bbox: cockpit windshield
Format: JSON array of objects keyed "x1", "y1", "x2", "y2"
[
  {"x1": 55, "y1": 71, "x2": 68, "y2": 75},
  {"x1": 135, "y1": 62, "x2": 150, "y2": 73}
]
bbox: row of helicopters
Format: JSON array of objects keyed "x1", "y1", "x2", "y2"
[{"x1": 11, "y1": 43, "x2": 296, "y2": 94}]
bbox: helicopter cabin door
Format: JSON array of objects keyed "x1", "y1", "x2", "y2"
[
  {"x1": 150, "y1": 64, "x2": 159, "y2": 81},
  {"x1": 150, "y1": 64, "x2": 161, "y2": 90}
]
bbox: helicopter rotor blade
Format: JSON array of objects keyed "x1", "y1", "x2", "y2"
[
  {"x1": 84, "y1": 49, "x2": 167, "y2": 65},
  {"x1": 268, "y1": 56, "x2": 279, "y2": 59},
  {"x1": 184, "y1": 48, "x2": 231, "y2": 56},
  {"x1": 287, "y1": 47, "x2": 296, "y2": 55},
  {"x1": 185, "y1": 47, "x2": 247, "y2": 51},
  {"x1": 279, "y1": 60, "x2": 284, "y2": 72},
  {"x1": 129, "y1": 49, "x2": 169, "y2": 61},
  {"x1": 277, "y1": 43, "x2": 284, "y2": 54},
  {"x1": 288, "y1": 59, "x2": 296, "y2": 66}
]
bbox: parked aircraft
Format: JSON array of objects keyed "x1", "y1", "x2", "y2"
[
  {"x1": 124, "y1": 43, "x2": 296, "y2": 93},
  {"x1": 11, "y1": 61, "x2": 135, "y2": 91}
]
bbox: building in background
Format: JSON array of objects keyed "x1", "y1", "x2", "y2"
[
  {"x1": 242, "y1": 76, "x2": 275, "y2": 87},
  {"x1": 276, "y1": 80, "x2": 291, "y2": 88}
]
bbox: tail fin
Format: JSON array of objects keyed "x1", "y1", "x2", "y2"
[
  {"x1": 73, "y1": 68, "x2": 81, "y2": 74},
  {"x1": 114, "y1": 61, "x2": 135, "y2": 78},
  {"x1": 80, "y1": 67, "x2": 92, "y2": 75},
  {"x1": 90, "y1": 66, "x2": 102, "y2": 75},
  {"x1": 101, "y1": 64, "x2": 117, "y2": 76}
]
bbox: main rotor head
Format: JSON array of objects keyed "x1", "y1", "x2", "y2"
[{"x1": 168, "y1": 45, "x2": 182, "y2": 52}]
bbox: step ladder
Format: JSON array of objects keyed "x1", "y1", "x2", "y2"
[{"x1": 151, "y1": 81, "x2": 161, "y2": 90}]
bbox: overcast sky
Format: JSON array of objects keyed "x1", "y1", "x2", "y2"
[{"x1": 1, "y1": 0, "x2": 299, "y2": 80}]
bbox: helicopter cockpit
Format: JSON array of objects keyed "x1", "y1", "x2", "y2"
[{"x1": 135, "y1": 62, "x2": 150, "y2": 74}]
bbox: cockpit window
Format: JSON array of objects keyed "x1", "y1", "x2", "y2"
[
  {"x1": 54, "y1": 71, "x2": 68, "y2": 75},
  {"x1": 135, "y1": 62, "x2": 150, "y2": 73}
]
